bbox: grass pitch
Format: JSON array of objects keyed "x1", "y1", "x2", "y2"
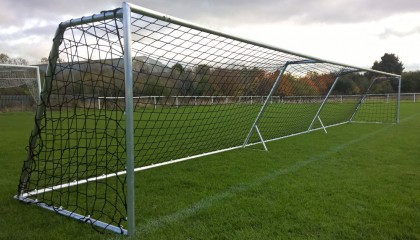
[{"x1": 0, "y1": 103, "x2": 419, "y2": 239}]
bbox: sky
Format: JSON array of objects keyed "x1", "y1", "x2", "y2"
[{"x1": 0, "y1": 0, "x2": 419, "y2": 71}]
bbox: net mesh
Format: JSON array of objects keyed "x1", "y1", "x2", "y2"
[{"x1": 17, "y1": 7, "x2": 400, "y2": 233}]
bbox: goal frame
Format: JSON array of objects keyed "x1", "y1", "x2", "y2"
[{"x1": 16, "y1": 2, "x2": 401, "y2": 236}]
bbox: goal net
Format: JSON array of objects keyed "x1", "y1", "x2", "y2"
[
  {"x1": 16, "y1": 3, "x2": 401, "y2": 235},
  {"x1": 0, "y1": 64, "x2": 41, "y2": 111}
]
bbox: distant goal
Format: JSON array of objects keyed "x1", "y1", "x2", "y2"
[{"x1": 0, "y1": 64, "x2": 41, "y2": 111}]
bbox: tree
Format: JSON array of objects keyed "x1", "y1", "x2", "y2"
[
  {"x1": 194, "y1": 64, "x2": 211, "y2": 76},
  {"x1": 366, "y1": 53, "x2": 404, "y2": 92},
  {"x1": 401, "y1": 71, "x2": 420, "y2": 93},
  {"x1": 13, "y1": 57, "x2": 28, "y2": 65},
  {"x1": 40, "y1": 57, "x2": 49, "y2": 64},
  {"x1": 0, "y1": 53, "x2": 28, "y2": 65},
  {"x1": 332, "y1": 73, "x2": 369, "y2": 95},
  {"x1": 193, "y1": 64, "x2": 212, "y2": 95},
  {"x1": 171, "y1": 63, "x2": 184, "y2": 78},
  {"x1": 178, "y1": 67, "x2": 194, "y2": 95},
  {"x1": 0, "y1": 53, "x2": 11, "y2": 64},
  {"x1": 371, "y1": 53, "x2": 404, "y2": 75}
]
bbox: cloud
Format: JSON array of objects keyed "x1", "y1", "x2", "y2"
[
  {"x1": 404, "y1": 63, "x2": 420, "y2": 72},
  {"x1": 139, "y1": 0, "x2": 420, "y2": 25},
  {"x1": 1, "y1": 0, "x2": 420, "y2": 28},
  {"x1": 379, "y1": 26, "x2": 420, "y2": 39},
  {"x1": 0, "y1": 0, "x2": 121, "y2": 27},
  {"x1": 0, "y1": 22, "x2": 55, "y2": 41},
  {"x1": 0, "y1": 0, "x2": 419, "y2": 69},
  {"x1": 1, "y1": 0, "x2": 420, "y2": 41}
]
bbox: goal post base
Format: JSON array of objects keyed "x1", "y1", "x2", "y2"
[{"x1": 14, "y1": 195, "x2": 128, "y2": 235}]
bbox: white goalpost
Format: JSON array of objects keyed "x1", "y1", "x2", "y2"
[{"x1": 16, "y1": 2, "x2": 401, "y2": 236}]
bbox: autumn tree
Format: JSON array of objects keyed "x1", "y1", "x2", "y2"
[
  {"x1": 208, "y1": 67, "x2": 235, "y2": 95},
  {"x1": 277, "y1": 72, "x2": 297, "y2": 96}
]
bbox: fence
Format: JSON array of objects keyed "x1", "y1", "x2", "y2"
[
  {"x1": 0, "y1": 95, "x2": 37, "y2": 112},
  {"x1": 2, "y1": 93, "x2": 418, "y2": 112},
  {"x1": 97, "y1": 93, "x2": 420, "y2": 110},
  {"x1": 400, "y1": 92, "x2": 419, "y2": 103}
]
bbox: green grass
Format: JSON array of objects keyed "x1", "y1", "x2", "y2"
[{"x1": 0, "y1": 103, "x2": 419, "y2": 239}]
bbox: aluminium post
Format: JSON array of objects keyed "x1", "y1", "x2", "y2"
[
  {"x1": 396, "y1": 76, "x2": 401, "y2": 124},
  {"x1": 307, "y1": 70, "x2": 344, "y2": 132},
  {"x1": 35, "y1": 66, "x2": 42, "y2": 103},
  {"x1": 122, "y1": 2, "x2": 136, "y2": 236},
  {"x1": 243, "y1": 62, "x2": 289, "y2": 147}
]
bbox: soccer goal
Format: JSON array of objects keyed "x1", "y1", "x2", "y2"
[
  {"x1": 16, "y1": 2, "x2": 401, "y2": 235},
  {"x1": 0, "y1": 64, "x2": 41, "y2": 110}
]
